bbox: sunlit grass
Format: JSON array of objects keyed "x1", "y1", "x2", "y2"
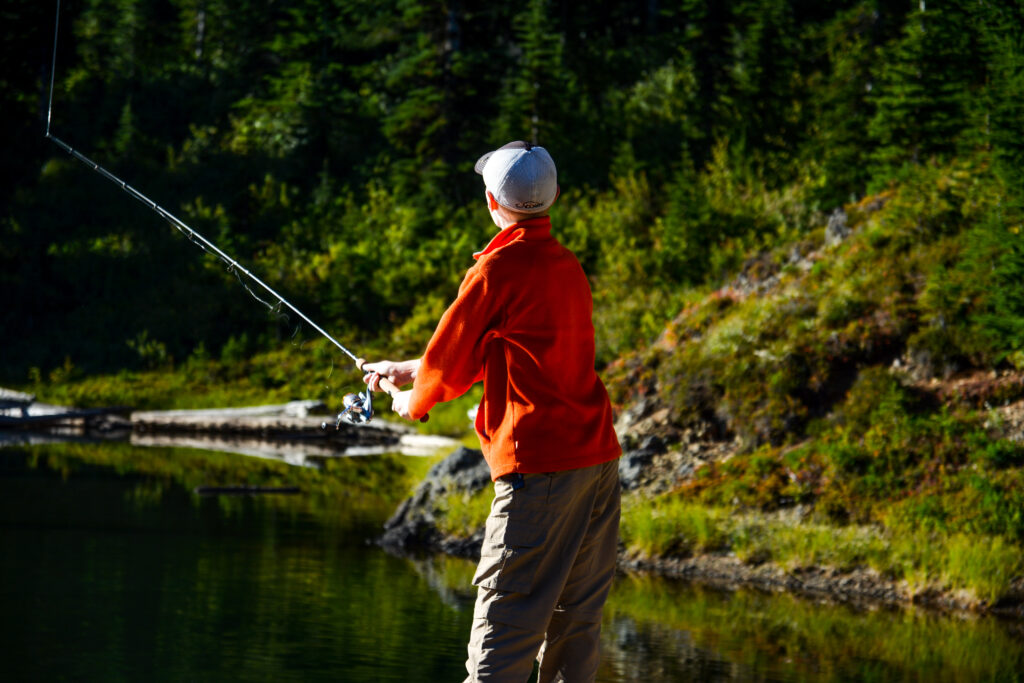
[
  {"x1": 619, "y1": 495, "x2": 730, "y2": 556},
  {"x1": 435, "y1": 487, "x2": 492, "y2": 537},
  {"x1": 620, "y1": 495, "x2": 1024, "y2": 605}
]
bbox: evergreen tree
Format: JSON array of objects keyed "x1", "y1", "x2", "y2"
[
  {"x1": 808, "y1": 4, "x2": 879, "y2": 206},
  {"x1": 496, "y1": 0, "x2": 569, "y2": 147},
  {"x1": 868, "y1": 1, "x2": 985, "y2": 180},
  {"x1": 720, "y1": 0, "x2": 807, "y2": 178},
  {"x1": 975, "y1": 1, "x2": 1024, "y2": 198}
]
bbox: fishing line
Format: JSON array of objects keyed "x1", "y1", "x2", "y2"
[
  {"x1": 45, "y1": 0, "x2": 59, "y2": 138},
  {"x1": 226, "y1": 263, "x2": 284, "y2": 316},
  {"x1": 44, "y1": 0, "x2": 360, "y2": 367}
]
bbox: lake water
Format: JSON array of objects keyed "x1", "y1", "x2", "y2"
[{"x1": 2, "y1": 441, "x2": 1023, "y2": 682}]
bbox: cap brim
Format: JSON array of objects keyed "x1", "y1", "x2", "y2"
[
  {"x1": 474, "y1": 151, "x2": 493, "y2": 175},
  {"x1": 475, "y1": 141, "x2": 533, "y2": 175}
]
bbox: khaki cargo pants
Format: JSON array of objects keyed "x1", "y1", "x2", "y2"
[{"x1": 464, "y1": 458, "x2": 620, "y2": 682}]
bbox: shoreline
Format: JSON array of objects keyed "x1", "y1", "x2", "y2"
[
  {"x1": 385, "y1": 525, "x2": 1024, "y2": 622},
  {"x1": 619, "y1": 552, "x2": 1024, "y2": 621},
  {"x1": 378, "y1": 445, "x2": 1024, "y2": 623}
]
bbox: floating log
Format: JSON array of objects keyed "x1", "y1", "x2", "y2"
[
  {"x1": 129, "y1": 409, "x2": 403, "y2": 444},
  {"x1": 128, "y1": 402, "x2": 424, "y2": 457},
  {"x1": 0, "y1": 390, "x2": 460, "y2": 461},
  {"x1": 0, "y1": 407, "x2": 131, "y2": 430},
  {"x1": 133, "y1": 400, "x2": 325, "y2": 419},
  {"x1": 0, "y1": 388, "x2": 35, "y2": 417}
]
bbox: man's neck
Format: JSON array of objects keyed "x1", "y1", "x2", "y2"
[{"x1": 490, "y1": 209, "x2": 547, "y2": 231}]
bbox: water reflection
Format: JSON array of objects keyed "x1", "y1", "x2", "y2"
[
  {"x1": 602, "y1": 572, "x2": 1024, "y2": 682},
  {"x1": 0, "y1": 445, "x2": 468, "y2": 681},
  {"x1": 0, "y1": 426, "x2": 457, "y2": 463},
  {"x1": 2, "y1": 443, "x2": 1023, "y2": 682}
]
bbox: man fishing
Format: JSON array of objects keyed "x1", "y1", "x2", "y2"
[{"x1": 363, "y1": 141, "x2": 622, "y2": 682}]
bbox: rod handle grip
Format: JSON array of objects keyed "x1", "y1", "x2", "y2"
[{"x1": 357, "y1": 359, "x2": 429, "y2": 423}]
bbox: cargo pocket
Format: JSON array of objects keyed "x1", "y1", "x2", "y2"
[{"x1": 472, "y1": 513, "x2": 547, "y2": 595}]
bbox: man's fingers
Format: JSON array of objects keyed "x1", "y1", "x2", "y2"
[
  {"x1": 390, "y1": 390, "x2": 414, "y2": 420},
  {"x1": 360, "y1": 362, "x2": 412, "y2": 394},
  {"x1": 364, "y1": 372, "x2": 381, "y2": 392}
]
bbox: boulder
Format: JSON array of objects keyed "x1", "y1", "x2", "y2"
[
  {"x1": 379, "y1": 446, "x2": 490, "y2": 555},
  {"x1": 825, "y1": 208, "x2": 851, "y2": 247},
  {"x1": 619, "y1": 434, "x2": 666, "y2": 491}
]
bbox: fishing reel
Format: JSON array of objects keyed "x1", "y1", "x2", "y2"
[{"x1": 321, "y1": 390, "x2": 373, "y2": 430}]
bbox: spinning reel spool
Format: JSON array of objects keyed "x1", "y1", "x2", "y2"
[{"x1": 321, "y1": 390, "x2": 374, "y2": 430}]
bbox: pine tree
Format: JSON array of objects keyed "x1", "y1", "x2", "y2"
[
  {"x1": 867, "y1": 1, "x2": 985, "y2": 180},
  {"x1": 720, "y1": 0, "x2": 806, "y2": 177},
  {"x1": 808, "y1": 4, "x2": 880, "y2": 206},
  {"x1": 976, "y1": 1, "x2": 1024, "y2": 198},
  {"x1": 496, "y1": 0, "x2": 568, "y2": 146}
]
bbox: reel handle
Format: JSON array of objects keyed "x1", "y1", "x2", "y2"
[{"x1": 357, "y1": 359, "x2": 429, "y2": 423}]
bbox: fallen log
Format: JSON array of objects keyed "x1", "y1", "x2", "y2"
[
  {"x1": 0, "y1": 407, "x2": 131, "y2": 430},
  {"x1": 129, "y1": 405, "x2": 408, "y2": 446}
]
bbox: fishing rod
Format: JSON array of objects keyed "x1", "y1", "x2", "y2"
[{"x1": 44, "y1": 0, "x2": 422, "y2": 426}]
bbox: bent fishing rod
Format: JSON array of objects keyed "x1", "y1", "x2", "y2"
[{"x1": 44, "y1": 0, "x2": 423, "y2": 426}]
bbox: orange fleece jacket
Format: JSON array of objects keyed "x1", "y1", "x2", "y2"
[{"x1": 408, "y1": 216, "x2": 621, "y2": 480}]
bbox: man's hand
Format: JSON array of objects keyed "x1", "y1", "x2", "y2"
[
  {"x1": 390, "y1": 390, "x2": 414, "y2": 420},
  {"x1": 361, "y1": 358, "x2": 421, "y2": 391}
]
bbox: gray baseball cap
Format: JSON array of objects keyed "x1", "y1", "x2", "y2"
[{"x1": 474, "y1": 141, "x2": 558, "y2": 214}]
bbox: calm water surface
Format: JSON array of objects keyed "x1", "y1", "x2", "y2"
[{"x1": 2, "y1": 442, "x2": 1022, "y2": 682}]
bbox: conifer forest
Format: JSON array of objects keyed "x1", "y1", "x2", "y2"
[{"x1": 4, "y1": 0, "x2": 1019, "y2": 377}]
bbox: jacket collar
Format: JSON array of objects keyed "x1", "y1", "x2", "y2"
[{"x1": 473, "y1": 215, "x2": 552, "y2": 260}]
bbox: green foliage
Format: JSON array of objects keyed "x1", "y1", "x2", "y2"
[
  {"x1": 669, "y1": 357, "x2": 1024, "y2": 532},
  {"x1": 496, "y1": 0, "x2": 568, "y2": 146},
  {"x1": 807, "y1": 4, "x2": 879, "y2": 207},
  {"x1": 126, "y1": 330, "x2": 170, "y2": 369},
  {"x1": 910, "y1": 207, "x2": 1024, "y2": 368},
  {"x1": 7, "y1": 0, "x2": 1024, "y2": 386},
  {"x1": 607, "y1": 155, "x2": 1021, "y2": 452}
]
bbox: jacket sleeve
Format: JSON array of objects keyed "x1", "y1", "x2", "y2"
[{"x1": 407, "y1": 266, "x2": 498, "y2": 419}]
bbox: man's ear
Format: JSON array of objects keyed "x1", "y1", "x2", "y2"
[{"x1": 486, "y1": 191, "x2": 500, "y2": 211}]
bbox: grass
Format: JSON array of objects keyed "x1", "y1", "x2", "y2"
[
  {"x1": 618, "y1": 495, "x2": 730, "y2": 557},
  {"x1": 937, "y1": 533, "x2": 1022, "y2": 604},
  {"x1": 620, "y1": 495, "x2": 1024, "y2": 605},
  {"x1": 435, "y1": 487, "x2": 492, "y2": 537}
]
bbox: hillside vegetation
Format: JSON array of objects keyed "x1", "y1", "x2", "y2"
[
  {"x1": 4, "y1": 1, "x2": 1024, "y2": 606},
  {"x1": 607, "y1": 161, "x2": 1024, "y2": 606}
]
